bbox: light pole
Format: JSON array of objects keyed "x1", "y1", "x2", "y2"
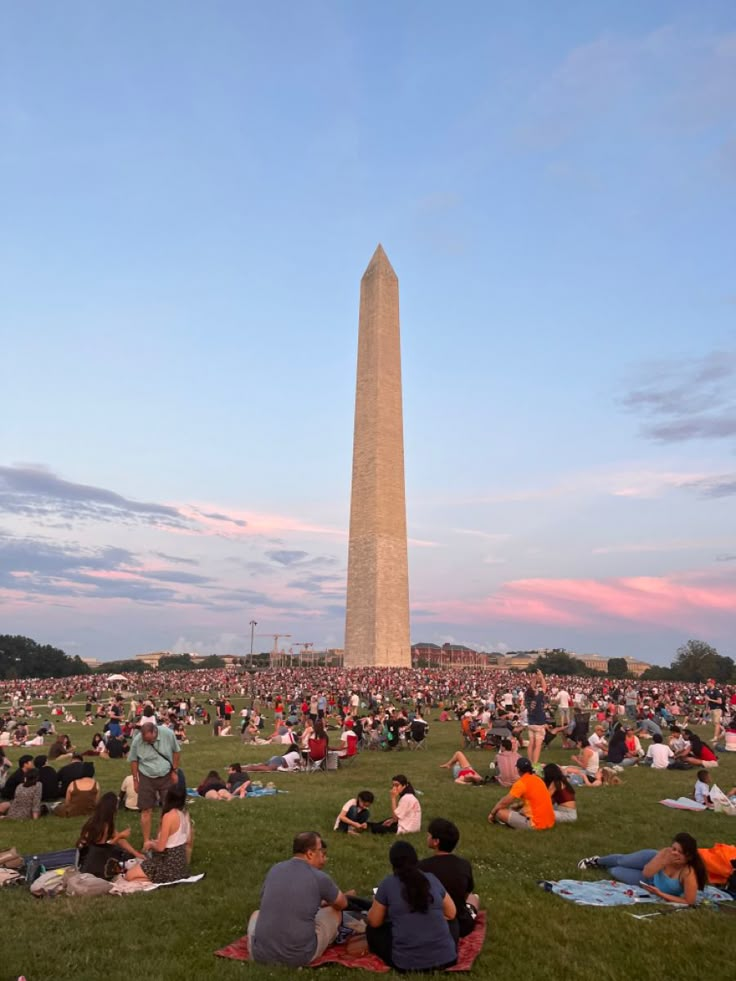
[{"x1": 249, "y1": 620, "x2": 257, "y2": 666}]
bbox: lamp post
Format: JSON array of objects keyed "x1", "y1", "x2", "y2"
[{"x1": 249, "y1": 620, "x2": 257, "y2": 666}]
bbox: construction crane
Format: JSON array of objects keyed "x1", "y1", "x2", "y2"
[
  {"x1": 293, "y1": 642, "x2": 314, "y2": 667},
  {"x1": 256, "y1": 633, "x2": 292, "y2": 668}
]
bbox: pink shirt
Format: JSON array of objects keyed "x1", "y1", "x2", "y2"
[{"x1": 395, "y1": 793, "x2": 422, "y2": 833}]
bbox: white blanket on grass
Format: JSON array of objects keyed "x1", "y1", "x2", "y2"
[{"x1": 109, "y1": 873, "x2": 205, "y2": 895}]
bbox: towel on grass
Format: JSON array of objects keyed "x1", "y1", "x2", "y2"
[
  {"x1": 215, "y1": 911, "x2": 487, "y2": 972},
  {"x1": 538, "y1": 879, "x2": 732, "y2": 907},
  {"x1": 660, "y1": 797, "x2": 707, "y2": 810},
  {"x1": 109, "y1": 873, "x2": 205, "y2": 895}
]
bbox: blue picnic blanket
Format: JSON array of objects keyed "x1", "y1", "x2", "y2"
[
  {"x1": 186, "y1": 787, "x2": 287, "y2": 798},
  {"x1": 539, "y1": 879, "x2": 732, "y2": 907}
]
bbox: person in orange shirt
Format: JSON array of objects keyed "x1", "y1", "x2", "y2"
[{"x1": 488, "y1": 757, "x2": 555, "y2": 830}]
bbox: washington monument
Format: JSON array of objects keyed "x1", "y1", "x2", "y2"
[{"x1": 344, "y1": 245, "x2": 411, "y2": 667}]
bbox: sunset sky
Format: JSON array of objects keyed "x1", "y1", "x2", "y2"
[{"x1": 2, "y1": 2, "x2": 735, "y2": 666}]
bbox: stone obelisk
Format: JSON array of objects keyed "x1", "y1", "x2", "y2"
[{"x1": 344, "y1": 245, "x2": 411, "y2": 667}]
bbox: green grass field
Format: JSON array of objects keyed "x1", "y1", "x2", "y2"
[{"x1": 2, "y1": 705, "x2": 735, "y2": 981}]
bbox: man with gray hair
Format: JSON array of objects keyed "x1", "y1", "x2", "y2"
[{"x1": 128, "y1": 721, "x2": 180, "y2": 843}]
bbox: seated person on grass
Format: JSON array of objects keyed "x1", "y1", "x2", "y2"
[
  {"x1": 334, "y1": 790, "x2": 374, "y2": 834},
  {"x1": 643, "y1": 733, "x2": 674, "y2": 769},
  {"x1": 440, "y1": 751, "x2": 483, "y2": 785},
  {"x1": 125, "y1": 785, "x2": 193, "y2": 885},
  {"x1": 693, "y1": 770, "x2": 712, "y2": 807},
  {"x1": 366, "y1": 840, "x2": 457, "y2": 972},
  {"x1": 419, "y1": 817, "x2": 479, "y2": 941},
  {"x1": 493, "y1": 739, "x2": 520, "y2": 786},
  {"x1": 77, "y1": 790, "x2": 144, "y2": 876},
  {"x1": 488, "y1": 757, "x2": 555, "y2": 830},
  {"x1": 247, "y1": 831, "x2": 348, "y2": 967}
]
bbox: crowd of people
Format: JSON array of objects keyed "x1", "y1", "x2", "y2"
[{"x1": 1, "y1": 664, "x2": 735, "y2": 971}]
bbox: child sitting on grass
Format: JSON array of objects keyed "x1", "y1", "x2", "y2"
[
  {"x1": 694, "y1": 770, "x2": 712, "y2": 807},
  {"x1": 334, "y1": 790, "x2": 374, "y2": 835}
]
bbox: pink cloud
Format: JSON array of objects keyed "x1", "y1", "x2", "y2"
[{"x1": 418, "y1": 572, "x2": 736, "y2": 630}]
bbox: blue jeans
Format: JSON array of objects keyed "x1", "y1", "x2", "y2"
[{"x1": 598, "y1": 849, "x2": 657, "y2": 885}]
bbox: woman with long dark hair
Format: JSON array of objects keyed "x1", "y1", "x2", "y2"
[
  {"x1": 682, "y1": 730, "x2": 718, "y2": 768},
  {"x1": 77, "y1": 791, "x2": 144, "y2": 877},
  {"x1": 125, "y1": 784, "x2": 193, "y2": 884},
  {"x1": 605, "y1": 724, "x2": 628, "y2": 765},
  {"x1": 578, "y1": 832, "x2": 707, "y2": 905},
  {"x1": 542, "y1": 764, "x2": 577, "y2": 822},
  {"x1": 366, "y1": 840, "x2": 457, "y2": 970},
  {"x1": 369, "y1": 775, "x2": 422, "y2": 834}
]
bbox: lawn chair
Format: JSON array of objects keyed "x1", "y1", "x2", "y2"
[{"x1": 305, "y1": 737, "x2": 327, "y2": 773}]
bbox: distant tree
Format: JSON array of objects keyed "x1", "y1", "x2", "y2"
[
  {"x1": 607, "y1": 658, "x2": 629, "y2": 679},
  {"x1": 0, "y1": 635, "x2": 91, "y2": 680},
  {"x1": 640, "y1": 665, "x2": 675, "y2": 681},
  {"x1": 531, "y1": 649, "x2": 589, "y2": 676},
  {"x1": 198, "y1": 655, "x2": 226, "y2": 669},
  {"x1": 94, "y1": 659, "x2": 150, "y2": 676},
  {"x1": 158, "y1": 654, "x2": 196, "y2": 671},
  {"x1": 671, "y1": 640, "x2": 734, "y2": 683}
]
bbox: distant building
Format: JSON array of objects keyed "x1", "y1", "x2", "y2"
[
  {"x1": 411, "y1": 643, "x2": 499, "y2": 668},
  {"x1": 81, "y1": 658, "x2": 102, "y2": 670}
]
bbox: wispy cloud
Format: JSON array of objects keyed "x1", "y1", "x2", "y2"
[
  {"x1": 620, "y1": 350, "x2": 736, "y2": 445},
  {"x1": 0, "y1": 464, "x2": 188, "y2": 529}
]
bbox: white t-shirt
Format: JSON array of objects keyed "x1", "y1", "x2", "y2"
[
  {"x1": 694, "y1": 780, "x2": 711, "y2": 804},
  {"x1": 278, "y1": 750, "x2": 301, "y2": 771},
  {"x1": 557, "y1": 690, "x2": 570, "y2": 709},
  {"x1": 589, "y1": 732, "x2": 607, "y2": 752},
  {"x1": 334, "y1": 797, "x2": 358, "y2": 830},
  {"x1": 646, "y1": 743, "x2": 674, "y2": 769}
]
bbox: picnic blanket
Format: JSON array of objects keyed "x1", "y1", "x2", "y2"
[
  {"x1": 186, "y1": 787, "x2": 286, "y2": 798},
  {"x1": 109, "y1": 872, "x2": 205, "y2": 895},
  {"x1": 215, "y1": 911, "x2": 487, "y2": 972},
  {"x1": 539, "y1": 879, "x2": 732, "y2": 907},
  {"x1": 660, "y1": 797, "x2": 707, "y2": 811}
]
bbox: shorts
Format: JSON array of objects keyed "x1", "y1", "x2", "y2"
[
  {"x1": 528, "y1": 725, "x2": 546, "y2": 735},
  {"x1": 711, "y1": 709, "x2": 722, "y2": 725},
  {"x1": 504, "y1": 810, "x2": 532, "y2": 829},
  {"x1": 137, "y1": 772, "x2": 173, "y2": 811}
]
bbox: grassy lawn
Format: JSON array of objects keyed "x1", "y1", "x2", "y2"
[{"x1": 2, "y1": 703, "x2": 735, "y2": 981}]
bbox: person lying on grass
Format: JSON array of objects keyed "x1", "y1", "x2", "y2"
[
  {"x1": 334, "y1": 790, "x2": 374, "y2": 834},
  {"x1": 440, "y1": 751, "x2": 483, "y2": 785},
  {"x1": 237, "y1": 749, "x2": 302, "y2": 772},
  {"x1": 577, "y1": 832, "x2": 707, "y2": 905},
  {"x1": 197, "y1": 769, "x2": 233, "y2": 800},
  {"x1": 125, "y1": 784, "x2": 193, "y2": 885}
]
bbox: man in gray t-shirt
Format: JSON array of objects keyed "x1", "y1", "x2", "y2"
[{"x1": 248, "y1": 831, "x2": 347, "y2": 967}]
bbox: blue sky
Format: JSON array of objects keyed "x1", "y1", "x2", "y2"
[{"x1": 2, "y1": 2, "x2": 735, "y2": 665}]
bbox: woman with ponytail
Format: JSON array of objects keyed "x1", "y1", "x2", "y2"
[{"x1": 366, "y1": 840, "x2": 457, "y2": 971}]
